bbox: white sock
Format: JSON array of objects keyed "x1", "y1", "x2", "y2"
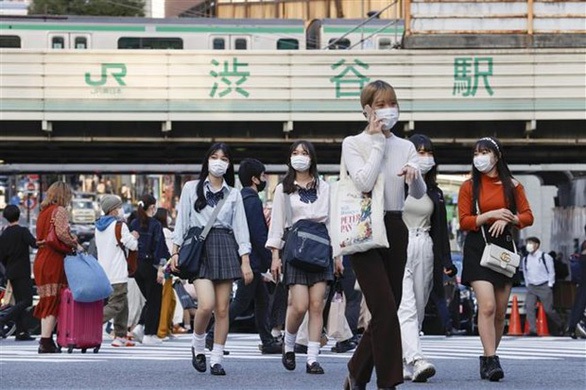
[
  {"x1": 307, "y1": 341, "x2": 320, "y2": 365},
  {"x1": 192, "y1": 333, "x2": 206, "y2": 355},
  {"x1": 284, "y1": 331, "x2": 297, "y2": 353},
  {"x1": 210, "y1": 343, "x2": 225, "y2": 366}
]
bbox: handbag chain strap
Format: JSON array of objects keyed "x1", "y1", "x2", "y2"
[
  {"x1": 475, "y1": 200, "x2": 518, "y2": 254},
  {"x1": 198, "y1": 187, "x2": 230, "y2": 240}
]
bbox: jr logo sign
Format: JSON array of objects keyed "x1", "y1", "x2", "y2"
[{"x1": 85, "y1": 63, "x2": 127, "y2": 87}]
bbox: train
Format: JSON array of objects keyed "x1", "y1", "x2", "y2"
[{"x1": 0, "y1": 15, "x2": 404, "y2": 51}]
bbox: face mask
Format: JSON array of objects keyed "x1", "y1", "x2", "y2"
[
  {"x1": 256, "y1": 178, "x2": 267, "y2": 192},
  {"x1": 167, "y1": 216, "x2": 173, "y2": 226},
  {"x1": 526, "y1": 243, "x2": 536, "y2": 253},
  {"x1": 375, "y1": 107, "x2": 399, "y2": 131},
  {"x1": 473, "y1": 155, "x2": 496, "y2": 173},
  {"x1": 117, "y1": 207, "x2": 125, "y2": 221},
  {"x1": 290, "y1": 155, "x2": 311, "y2": 172},
  {"x1": 418, "y1": 156, "x2": 435, "y2": 174},
  {"x1": 208, "y1": 159, "x2": 229, "y2": 178}
]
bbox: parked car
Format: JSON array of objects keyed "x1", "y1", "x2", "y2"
[{"x1": 70, "y1": 223, "x2": 95, "y2": 244}]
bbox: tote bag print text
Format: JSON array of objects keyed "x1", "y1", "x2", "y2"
[{"x1": 330, "y1": 156, "x2": 388, "y2": 257}]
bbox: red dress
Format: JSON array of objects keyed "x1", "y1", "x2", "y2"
[{"x1": 33, "y1": 204, "x2": 77, "y2": 319}]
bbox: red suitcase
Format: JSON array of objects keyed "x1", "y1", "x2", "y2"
[{"x1": 57, "y1": 288, "x2": 103, "y2": 354}]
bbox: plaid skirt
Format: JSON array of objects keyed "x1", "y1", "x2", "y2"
[
  {"x1": 197, "y1": 228, "x2": 242, "y2": 281},
  {"x1": 283, "y1": 258, "x2": 334, "y2": 287}
]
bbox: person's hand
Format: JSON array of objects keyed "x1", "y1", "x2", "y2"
[
  {"x1": 241, "y1": 263, "x2": 253, "y2": 285},
  {"x1": 334, "y1": 256, "x2": 344, "y2": 277},
  {"x1": 488, "y1": 220, "x2": 509, "y2": 237},
  {"x1": 131, "y1": 231, "x2": 139, "y2": 239},
  {"x1": 169, "y1": 253, "x2": 179, "y2": 272},
  {"x1": 36, "y1": 240, "x2": 46, "y2": 247},
  {"x1": 364, "y1": 105, "x2": 383, "y2": 135},
  {"x1": 76, "y1": 243, "x2": 84, "y2": 253},
  {"x1": 156, "y1": 266, "x2": 165, "y2": 284},
  {"x1": 398, "y1": 165, "x2": 418, "y2": 185},
  {"x1": 489, "y1": 208, "x2": 515, "y2": 223},
  {"x1": 271, "y1": 258, "x2": 282, "y2": 283},
  {"x1": 444, "y1": 264, "x2": 457, "y2": 277}
]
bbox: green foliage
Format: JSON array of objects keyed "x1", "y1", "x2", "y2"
[{"x1": 29, "y1": 0, "x2": 146, "y2": 17}]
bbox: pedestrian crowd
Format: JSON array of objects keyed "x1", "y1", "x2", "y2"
[{"x1": 1, "y1": 80, "x2": 585, "y2": 389}]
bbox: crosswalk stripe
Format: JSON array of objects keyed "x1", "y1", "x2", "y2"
[{"x1": 1, "y1": 334, "x2": 584, "y2": 364}]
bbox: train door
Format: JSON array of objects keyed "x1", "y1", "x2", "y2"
[
  {"x1": 209, "y1": 35, "x2": 251, "y2": 50},
  {"x1": 47, "y1": 33, "x2": 91, "y2": 49}
]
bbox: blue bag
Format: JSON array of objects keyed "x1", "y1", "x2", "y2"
[{"x1": 64, "y1": 253, "x2": 113, "y2": 303}]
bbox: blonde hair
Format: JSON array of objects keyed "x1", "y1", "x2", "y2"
[
  {"x1": 360, "y1": 80, "x2": 397, "y2": 109},
  {"x1": 40, "y1": 181, "x2": 73, "y2": 211}
]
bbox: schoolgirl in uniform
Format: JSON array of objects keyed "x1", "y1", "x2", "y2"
[
  {"x1": 171, "y1": 142, "x2": 253, "y2": 376},
  {"x1": 267, "y1": 140, "x2": 342, "y2": 375},
  {"x1": 458, "y1": 137, "x2": 533, "y2": 381},
  {"x1": 398, "y1": 134, "x2": 456, "y2": 382}
]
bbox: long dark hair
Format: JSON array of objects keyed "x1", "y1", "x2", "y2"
[
  {"x1": 137, "y1": 194, "x2": 156, "y2": 230},
  {"x1": 471, "y1": 137, "x2": 517, "y2": 214},
  {"x1": 282, "y1": 140, "x2": 319, "y2": 194},
  {"x1": 194, "y1": 142, "x2": 235, "y2": 212},
  {"x1": 154, "y1": 207, "x2": 169, "y2": 229},
  {"x1": 409, "y1": 134, "x2": 438, "y2": 190}
]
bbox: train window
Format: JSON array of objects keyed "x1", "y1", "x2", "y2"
[
  {"x1": 328, "y1": 38, "x2": 350, "y2": 50},
  {"x1": 74, "y1": 37, "x2": 88, "y2": 49},
  {"x1": 234, "y1": 38, "x2": 247, "y2": 50},
  {"x1": 52, "y1": 36, "x2": 65, "y2": 49},
  {"x1": 213, "y1": 38, "x2": 225, "y2": 50},
  {"x1": 277, "y1": 39, "x2": 299, "y2": 50},
  {"x1": 0, "y1": 35, "x2": 21, "y2": 48},
  {"x1": 118, "y1": 37, "x2": 183, "y2": 50},
  {"x1": 378, "y1": 38, "x2": 392, "y2": 50}
]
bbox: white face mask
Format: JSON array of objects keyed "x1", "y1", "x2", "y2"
[
  {"x1": 290, "y1": 155, "x2": 311, "y2": 172},
  {"x1": 375, "y1": 107, "x2": 399, "y2": 131},
  {"x1": 526, "y1": 243, "x2": 536, "y2": 253},
  {"x1": 208, "y1": 159, "x2": 229, "y2": 178},
  {"x1": 418, "y1": 156, "x2": 435, "y2": 174},
  {"x1": 473, "y1": 155, "x2": 496, "y2": 173},
  {"x1": 117, "y1": 207, "x2": 125, "y2": 221}
]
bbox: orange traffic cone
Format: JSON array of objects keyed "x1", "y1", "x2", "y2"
[
  {"x1": 508, "y1": 295, "x2": 522, "y2": 336},
  {"x1": 536, "y1": 302, "x2": 550, "y2": 336}
]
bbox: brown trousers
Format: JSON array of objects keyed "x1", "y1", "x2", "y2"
[{"x1": 347, "y1": 213, "x2": 408, "y2": 388}]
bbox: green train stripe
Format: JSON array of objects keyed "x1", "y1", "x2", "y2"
[
  {"x1": 0, "y1": 23, "x2": 145, "y2": 32},
  {"x1": 0, "y1": 23, "x2": 304, "y2": 34},
  {"x1": 323, "y1": 26, "x2": 404, "y2": 34},
  {"x1": 155, "y1": 26, "x2": 304, "y2": 34}
]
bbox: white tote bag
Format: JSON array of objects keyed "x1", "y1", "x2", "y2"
[{"x1": 329, "y1": 151, "x2": 388, "y2": 257}]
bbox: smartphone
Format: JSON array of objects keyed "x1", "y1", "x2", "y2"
[{"x1": 363, "y1": 104, "x2": 374, "y2": 121}]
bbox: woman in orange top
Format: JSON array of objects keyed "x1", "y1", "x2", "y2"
[
  {"x1": 458, "y1": 137, "x2": 533, "y2": 382},
  {"x1": 34, "y1": 181, "x2": 83, "y2": 353}
]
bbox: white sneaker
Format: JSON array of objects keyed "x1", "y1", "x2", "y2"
[
  {"x1": 412, "y1": 359, "x2": 436, "y2": 383},
  {"x1": 131, "y1": 325, "x2": 145, "y2": 344},
  {"x1": 111, "y1": 337, "x2": 136, "y2": 347},
  {"x1": 403, "y1": 365, "x2": 413, "y2": 381},
  {"x1": 142, "y1": 335, "x2": 163, "y2": 345}
]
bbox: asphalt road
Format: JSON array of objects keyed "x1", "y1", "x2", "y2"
[{"x1": 1, "y1": 334, "x2": 585, "y2": 389}]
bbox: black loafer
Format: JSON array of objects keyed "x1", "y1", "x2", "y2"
[
  {"x1": 306, "y1": 361, "x2": 325, "y2": 374},
  {"x1": 15, "y1": 332, "x2": 36, "y2": 341},
  {"x1": 210, "y1": 363, "x2": 226, "y2": 376},
  {"x1": 191, "y1": 347, "x2": 206, "y2": 373},
  {"x1": 282, "y1": 350, "x2": 296, "y2": 371}
]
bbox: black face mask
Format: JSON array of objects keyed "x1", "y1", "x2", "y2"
[{"x1": 256, "y1": 178, "x2": 267, "y2": 192}]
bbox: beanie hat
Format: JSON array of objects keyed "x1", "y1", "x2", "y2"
[
  {"x1": 101, "y1": 195, "x2": 122, "y2": 215},
  {"x1": 238, "y1": 158, "x2": 265, "y2": 187}
]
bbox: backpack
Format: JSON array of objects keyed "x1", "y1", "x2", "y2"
[{"x1": 115, "y1": 221, "x2": 138, "y2": 277}]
